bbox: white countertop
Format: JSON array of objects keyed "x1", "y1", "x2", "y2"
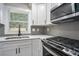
[
  {"x1": 0, "y1": 35, "x2": 53, "y2": 42},
  {"x1": 29, "y1": 35, "x2": 53, "y2": 39}
]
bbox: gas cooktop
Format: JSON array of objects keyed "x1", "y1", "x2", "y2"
[{"x1": 42, "y1": 36, "x2": 79, "y2": 56}]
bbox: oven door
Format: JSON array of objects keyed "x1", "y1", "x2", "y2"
[
  {"x1": 43, "y1": 46, "x2": 54, "y2": 56},
  {"x1": 42, "y1": 41, "x2": 70, "y2": 56}
]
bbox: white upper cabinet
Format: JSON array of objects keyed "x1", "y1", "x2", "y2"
[
  {"x1": 32, "y1": 4, "x2": 38, "y2": 25},
  {"x1": 32, "y1": 3, "x2": 47, "y2": 25},
  {"x1": 0, "y1": 4, "x2": 9, "y2": 25},
  {"x1": 46, "y1": 3, "x2": 52, "y2": 24},
  {"x1": 32, "y1": 3, "x2": 57, "y2": 25},
  {"x1": 37, "y1": 4, "x2": 46, "y2": 25},
  {"x1": 0, "y1": 4, "x2": 3, "y2": 24}
]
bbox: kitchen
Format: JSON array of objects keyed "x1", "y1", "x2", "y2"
[{"x1": 0, "y1": 3, "x2": 79, "y2": 56}]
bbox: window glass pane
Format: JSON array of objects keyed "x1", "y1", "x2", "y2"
[
  {"x1": 9, "y1": 12, "x2": 28, "y2": 32},
  {"x1": 9, "y1": 22, "x2": 28, "y2": 28},
  {"x1": 10, "y1": 12, "x2": 28, "y2": 21}
]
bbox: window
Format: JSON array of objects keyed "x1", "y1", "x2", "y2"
[{"x1": 9, "y1": 12, "x2": 28, "y2": 33}]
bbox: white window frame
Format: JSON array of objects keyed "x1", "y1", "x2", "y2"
[{"x1": 7, "y1": 6, "x2": 32, "y2": 34}]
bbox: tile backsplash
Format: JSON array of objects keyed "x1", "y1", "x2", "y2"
[
  {"x1": 31, "y1": 26, "x2": 47, "y2": 35},
  {"x1": 31, "y1": 20, "x2": 79, "y2": 40},
  {"x1": 46, "y1": 20, "x2": 79, "y2": 40}
]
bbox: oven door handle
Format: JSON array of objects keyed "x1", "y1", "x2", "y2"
[{"x1": 43, "y1": 45, "x2": 59, "y2": 56}]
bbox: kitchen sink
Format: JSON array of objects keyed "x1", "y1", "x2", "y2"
[{"x1": 5, "y1": 36, "x2": 29, "y2": 40}]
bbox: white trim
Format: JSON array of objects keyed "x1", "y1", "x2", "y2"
[
  {"x1": 4, "y1": 5, "x2": 32, "y2": 34},
  {"x1": 6, "y1": 5, "x2": 30, "y2": 14}
]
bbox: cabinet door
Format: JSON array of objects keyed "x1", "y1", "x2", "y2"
[
  {"x1": 0, "y1": 49, "x2": 2, "y2": 56},
  {"x1": 0, "y1": 4, "x2": 3, "y2": 24},
  {"x1": 32, "y1": 4, "x2": 47, "y2": 25},
  {"x1": 32, "y1": 4, "x2": 38, "y2": 25},
  {"x1": 46, "y1": 3, "x2": 52, "y2": 24},
  {"x1": 1, "y1": 46, "x2": 17, "y2": 56},
  {"x1": 19, "y1": 44, "x2": 32, "y2": 56},
  {"x1": 32, "y1": 39, "x2": 42, "y2": 56},
  {"x1": 38, "y1": 4, "x2": 46, "y2": 25}
]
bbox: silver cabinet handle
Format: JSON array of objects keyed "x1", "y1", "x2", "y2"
[
  {"x1": 19, "y1": 48, "x2": 20, "y2": 54},
  {"x1": 32, "y1": 20, "x2": 34, "y2": 24},
  {"x1": 16, "y1": 48, "x2": 17, "y2": 54}
]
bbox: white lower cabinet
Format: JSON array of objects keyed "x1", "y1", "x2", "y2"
[
  {"x1": 0, "y1": 40, "x2": 32, "y2": 56},
  {"x1": 1, "y1": 44, "x2": 32, "y2": 56},
  {"x1": 1, "y1": 46, "x2": 17, "y2": 56},
  {"x1": 32, "y1": 39, "x2": 42, "y2": 56},
  {"x1": 18, "y1": 44, "x2": 32, "y2": 56},
  {"x1": 0, "y1": 39, "x2": 42, "y2": 56}
]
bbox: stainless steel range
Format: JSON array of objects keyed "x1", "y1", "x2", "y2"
[{"x1": 42, "y1": 36, "x2": 79, "y2": 56}]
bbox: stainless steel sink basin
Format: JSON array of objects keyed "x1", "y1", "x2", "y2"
[{"x1": 6, "y1": 36, "x2": 29, "y2": 40}]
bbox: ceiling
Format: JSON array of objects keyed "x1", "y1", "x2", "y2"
[{"x1": 4, "y1": 3, "x2": 32, "y2": 10}]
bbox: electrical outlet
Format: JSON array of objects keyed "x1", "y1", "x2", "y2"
[
  {"x1": 32, "y1": 28, "x2": 35, "y2": 32},
  {"x1": 47, "y1": 28, "x2": 50, "y2": 32},
  {"x1": 37, "y1": 28, "x2": 40, "y2": 32}
]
